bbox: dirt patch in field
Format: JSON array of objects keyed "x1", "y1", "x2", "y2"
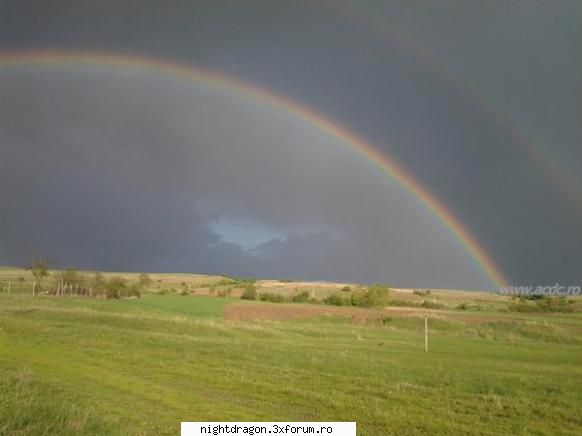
[
  {"x1": 224, "y1": 302, "x2": 509, "y2": 324},
  {"x1": 226, "y1": 303, "x2": 440, "y2": 324}
]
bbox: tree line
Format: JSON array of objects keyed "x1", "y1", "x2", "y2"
[{"x1": 26, "y1": 259, "x2": 148, "y2": 299}]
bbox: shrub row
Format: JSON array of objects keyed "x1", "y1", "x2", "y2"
[
  {"x1": 240, "y1": 287, "x2": 312, "y2": 304},
  {"x1": 43, "y1": 272, "x2": 142, "y2": 299},
  {"x1": 259, "y1": 292, "x2": 286, "y2": 303},
  {"x1": 389, "y1": 299, "x2": 445, "y2": 310},
  {"x1": 323, "y1": 285, "x2": 390, "y2": 308},
  {"x1": 509, "y1": 297, "x2": 574, "y2": 313}
]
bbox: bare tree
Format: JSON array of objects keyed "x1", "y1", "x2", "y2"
[{"x1": 27, "y1": 258, "x2": 51, "y2": 295}]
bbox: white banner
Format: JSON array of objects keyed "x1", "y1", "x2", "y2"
[{"x1": 181, "y1": 422, "x2": 356, "y2": 436}]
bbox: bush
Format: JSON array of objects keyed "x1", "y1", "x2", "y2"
[
  {"x1": 351, "y1": 285, "x2": 390, "y2": 308},
  {"x1": 241, "y1": 285, "x2": 257, "y2": 300},
  {"x1": 291, "y1": 291, "x2": 310, "y2": 303},
  {"x1": 323, "y1": 293, "x2": 350, "y2": 306},
  {"x1": 104, "y1": 277, "x2": 142, "y2": 299},
  {"x1": 259, "y1": 292, "x2": 286, "y2": 303},
  {"x1": 105, "y1": 276, "x2": 126, "y2": 299},
  {"x1": 457, "y1": 303, "x2": 468, "y2": 310},
  {"x1": 341, "y1": 286, "x2": 352, "y2": 292},
  {"x1": 138, "y1": 273, "x2": 152, "y2": 287},
  {"x1": 105, "y1": 279, "x2": 121, "y2": 299},
  {"x1": 366, "y1": 285, "x2": 390, "y2": 307}
]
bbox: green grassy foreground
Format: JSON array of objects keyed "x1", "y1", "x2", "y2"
[{"x1": 1, "y1": 293, "x2": 581, "y2": 435}]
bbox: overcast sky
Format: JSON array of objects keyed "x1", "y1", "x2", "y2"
[{"x1": 1, "y1": 1, "x2": 581, "y2": 289}]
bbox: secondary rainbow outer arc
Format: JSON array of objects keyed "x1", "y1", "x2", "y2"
[
  {"x1": 0, "y1": 50, "x2": 509, "y2": 289},
  {"x1": 334, "y1": 1, "x2": 582, "y2": 215}
]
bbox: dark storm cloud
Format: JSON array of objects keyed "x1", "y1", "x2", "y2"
[
  {"x1": 0, "y1": 68, "x2": 488, "y2": 288},
  {"x1": 0, "y1": 0, "x2": 581, "y2": 286}
]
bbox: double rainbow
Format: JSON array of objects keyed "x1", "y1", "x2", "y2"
[{"x1": 0, "y1": 50, "x2": 509, "y2": 289}]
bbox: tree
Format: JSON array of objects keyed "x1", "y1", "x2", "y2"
[
  {"x1": 27, "y1": 258, "x2": 51, "y2": 295},
  {"x1": 92, "y1": 272, "x2": 106, "y2": 297},
  {"x1": 241, "y1": 284, "x2": 257, "y2": 300},
  {"x1": 350, "y1": 284, "x2": 390, "y2": 308},
  {"x1": 55, "y1": 267, "x2": 83, "y2": 296},
  {"x1": 105, "y1": 276, "x2": 127, "y2": 299}
]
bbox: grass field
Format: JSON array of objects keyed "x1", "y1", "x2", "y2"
[{"x1": 1, "y1": 268, "x2": 581, "y2": 435}]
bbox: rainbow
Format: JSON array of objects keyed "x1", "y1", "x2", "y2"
[
  {"x1": 334, "y1": 1, "x2": 582, "y2": 215},
  {"x1": 0, "y1": 50, "x2": 509, "y2": 288}
]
